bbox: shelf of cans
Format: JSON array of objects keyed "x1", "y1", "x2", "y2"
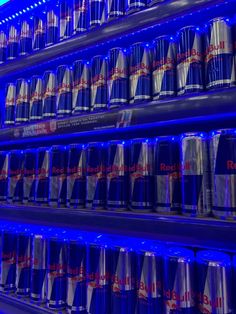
[
  {"x1": 0, "y1": 220, "x2": 236, "y2": 314},
  {"x1": 3, "y1": 15, "x2": 236, "y2": 128}
]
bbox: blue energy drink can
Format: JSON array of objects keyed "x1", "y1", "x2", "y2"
[
  {"x1": 152, "y1": 35, "x2": 176, "y2": 99},
  {"x1": 67, "y1": 144, "x2": 86, "y2": 208},
  {"x1": 46, "y1": 236, "x2": 67, "y2": 310},
  {"x1": 129, "y1": 138, "x2": 154, "y2": 212},
  {"x1": 5, "y1": 82, "x2": 16, "y2": 126},
  {"x1": 126, "y1": 0, "x2": 146, "y2": 14},
  {"x1": 107, "y1": 0, "x2": 125, "y2": 20},
  {"x1": 30, "y1": 234, "x2": 47, "y2": 303},
  {"x1": 16, "y1": 232, "x2": 32, "y2": 296},
  {"x1": 19, "y1": 20, "x2": 32, "y2": 56},
  {"x1": 43, "y1": 71, "x2": 57, "y2": 119},
  {"x1": 46, "y1": 10, "x2": 59, "y2": 46},
  {"x1": 108, "y1": 47, "x2": 128, "y2": 108},
  {"x1": 36, "y1": 147, "x2": 50, "y2": 204},
  {"x1": 205, "y1": 17, "x2": 235, "y2": 89},
  {"x1": 33, "y1": 16, "x2": 46, "y2": 50},
  {"x1": 129, "y1": 42, "x2": 151, "y2": 103},
  {"x1": 210, "y1": 129, "x2": 236, "y2": 219},
  {"x1": 0, "y1": 151, "x2": 9, "y2": 201},
  {"x1": 154, "y1": 136, "x2": 181, "y2": 214},
  {"x1": 73, "y1": 0, "x2": 88, "y2": 33},
  {"x1": 23, "y1": 149, "x2": 37, "y2": 204},
  {"x1": 107, "y1": 140, "x2": 129, "y2": 211},
  {"x1": 86, "y1": 142, "x2": 107, "y2": 209},
  {"x1": 30, "y1": 75, "x2": 43, "y2": 122},
  {"x1": 7, "y1": 25, "x2": 18, "y2": 60},
  {"x1": 60, "y1": 1, "x2": 73, "y2": 41},
  {"x1": 181, "y1": 132, "x2": 211, "y2": 217},
  {"x1": 49, "y1": 145, "x2": 68, "y2": 207},
  {"x1": 91, "y1": 55, "x2": 108, "y2": 111},
  {"x1": 72, "y1": 60, "x2": 91, "y2": 114},
  {"x1": 163, "y1": 247, "x2": 196, "y2": 314},
  {"x1": 67, "y1": 238, "x2": 87, "y2": 313},
  {"x1": 57, "y1": 65, "x2": 73, "y2": 117},
  {"x1": 89, "y1": 0, "x2": 106, "y2": 27},
  {"x1": 197, "y1": 250, "x2": 232, "y2": 314},
  {"x1": 15, "y1": 78, "x2": 30, "y2": 124},
  {"x1": 8, "y1": 150, "x2": 24, "y2": 203},
  {"x1": 0, "y1": 31, "x2": 7, "y2": 64}
]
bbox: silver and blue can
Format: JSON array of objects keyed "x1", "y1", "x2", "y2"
[
  {"x1": 197, "y1": 250, "x2": 232, "y2": 314},
  {"x1": 106, "y1": 140, "x2": 129, "y2": 211},
  {"x1": 5, "y1": 82, "x2": 16, "y2": 126},
  {"x1": 60, "y1": 1, "x2": 73, "y2": 41},
  {"x1": 108, "y1": 47, "x2": 129, "y2": 109},
  {"x1": 30, "y1": 75, "x2": 43, "y2": 122},
  {"x1": 107, "y1": 0, "x2": 125, "y2": 20},
  {"x1": 43, "y1": 70, "x2": 57, "y2": 119},
  {"x1": 205, "y1": 17, "x2": 235, "y2": 89},
  {"x1": 152, "y1": 35, "x2": 176, "y2": 99},
  {"x1": 210, "y1": 129, "x2": 236, "y2": 220},
  {"x1": 89, "y1": 0, "x2": 106, "y2": 28},
  {"x1": 177, "y1": 25, "x2": 204, "y2": 96},
  {"x1": 30, "y1": 234, "x2": 47, "y2": 303},
  {"x1": 154, "y1": 136, "x2": 181, "y2": 214},
  {"x1": 91, "y1": 55, "x2": 108, "y2": 111},
  {"x1": 67, "y1": 237, "x2": 87, "y2": 314},
  {"x1": 49, "y1": 145, "x2": 68, "y2": 207},
  {"x1": 33, "y1": 16, "x2": 46, "y2": 50},
  {"x1": 16, "y1": 232, "x2": 32, "y2": 296},
  {"x1": 73, "y1": 0, "x2": 88, "y2": 33},
  {"x1": 181, "y1": 132, "x2": 211, "y2": 217},
  {"x1": 46, "y1": 236, "x2": 67, "y2": 310},
  {"x1": 8, "y1": 150, "x2": 24, "y2": 203},
  {"x1": 163, "y1": 247, "x2": 196, "y2": 314},
  {"x1": 0, "y1": 31, "x2": 7, "y2": 64},
  {"x1": 15, "y1": 78, "x2": 30, "y2": 124},
  {"x1": 0, "y1": 151, "x2": 9, "y2": 201},
  {"x1": 46, "y1": 10, "x2": 59, "y2": 46},
  {"x1": 86, "y1": 142, "x2": 107, "y2": 209},
  {"x1": 129, "y1": 138, "x2": 154, "y2": 212},
  {"x1": 57, "y1": 65, "x2": 73, "y2": 117},
  {"x1": 19, "y1": 20, "x2": 32, "y2": 56},
  {"x1": 67, "y1": 144, "x2": 86, "y2": 208},
  {"x1": 23, "y1": 149, "x2": 37, "y2": 204},
  {"x1": 7, "y1": 25, "x2": 18, "y2": 60},
  {"x1": 129, "y1": 42, "x2": 151, "y2": 104},
  {"x1": 35, "y1": 147, "x2": 50, "y2": 204},
  {"x1": 126, "y1": 0, "x2": 146, "y2": 14},
  {"x1": 72, "y1": 60, "x2": 91, "y2": 114}
]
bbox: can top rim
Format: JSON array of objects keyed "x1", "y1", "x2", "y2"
[
  {"x1": 196, "y1": 250, "x2": 231, "y2": 265},
  {"x1": 154, "y1": 35, "x2": 174, "y2": 40},
  {"x1": 208, "y1": 16, "x2": 230, "y2": 23},
  {"x1": 131, "y1": 41, "x2": 149, "y2": 46},
  {"x1": 108, "y1": 47, "x2": 124, "y2": 51},
  {"x1": 166, "y1": 246, "x2": 194, "y2": 260},
  {"x1": 210, "y1": 128, "x2": 235, "y2": 135}
]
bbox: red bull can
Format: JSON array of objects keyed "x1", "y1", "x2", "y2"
[
  {"x1": 19, "y1": 20, "x2": 32, "y2": 56},
  {"x1": 210, "y1": 129, "x2": 236, "y2": 220},
  {"x1": 72, "y1": 60, "x2": 91, "y2": 114},
  {"x1": 57, "y1": 65, "x2": 73, "y2": 117},
  {"x1": 154, "y1": 136, "x2": 181, "y2": 214},
  {"x1": 163, "y1": 247, "x2": 196, "y2": 314},
  {"x1": 67, "y1": 144, "x2": 86, "y2": 208},
  {"x1": 129, "y1": 138, "x2": 154, "y2": 212},
  {"x1": 0, "y1": 151, "x2": 9, "y2": 201},
  {"x1": 33, "y1": 16, "x2": 46, "y2": 50},
  {"x1": 89, "y1": 0, "x2": 106, "y2": 27},
  {"x1": 30, "y1": 75, "x2": 43, "y2": 122},
  {"x1": 126, "y1": 0, "x2": 146, "y2": 14},
  {"x1": 46, "y1": 9, "x2": 59, "y2": 46},
  {"x1": 181, "y1": 132, "x2": 211, "y2": 217},
  {"x1": 205, "y1": 17, "x2": 235, "y2": 89},
  {"x1": 60, "y1": 1, "x2": 73, "y2": 41},
  {"x1": 23, "y1": 149, "x2": 37, "y2": 204},
  {"x1": 73, "y1": 0, "x2": 88, "y2": 33},
  {"x1": 152, "y1": 35, "x2": 176, "y2": 99},
  {"x1": 86, "y1": 142, "x2": 107, "y2": 209},
  {"x1": 8, "y1": 150, "x2": 24, "y2": 203},
  {"x1": 49, "y1": 145, "x2": 68, "y2": 207},
  {"x1": 107, "y1": 0, "x2": 125, "y2": 20},
  {"x1": 7, "y1": 25, "x2": 18, "y2": 60},
  {"x1": 129, "y1": 42, "x2": 151, "y2": 104},
  {"x1": 108, "y1": 47, "x2": 129, "y2": 109},
  {"x1": 177, "y1": 26, "x2": 204, "y2": 96},
  {"x1": 30, "y1": 234, "x2": 47, "y2": 303},
  {"x1": 15, "y1": 78, "x2": 30, "y2": 124},
  {"x1": 0, "y1": 30, "x2": 7, "y2": 64},
  {"x1": 107, "y1": 140, "x2": 129, "y2": 211},
  {"x1": 43, "y1": 70, "x2": 57, "y2": 119},
  {"x1": 36, "y1": 147, "x2": 50, "y2": 204},
  {"x1": 197, "y1": 250, "x2": 232, "y2": 314},
  {"x1": 5, "y1": 82, "x2": 16, "y2": 126},
  {"x1": 91, "y1": 55, "x2": 108, "y2": 111}
]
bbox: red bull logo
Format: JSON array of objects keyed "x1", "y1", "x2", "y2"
[
  {"x1": 153, "y1": 57, "x2": 175, "y2": 69},
  {"x1": 129, "y1": 164, "x2": 152, "y2": 172},
  {"x1": 177, "y1": 49, "x2": 202, "y2": 61},
  {"x1": 2, "y1": 252, "x2": 16, "y2": 264},
  {"x1": 87, "y1": 165, "x2": 106, "y2": 174},
  {"x1": 197, "y1": 293, "x2": 223, "y2": 311},
  {"x1": 17, "y1": 255, "x2": 31, "y2": 268}
]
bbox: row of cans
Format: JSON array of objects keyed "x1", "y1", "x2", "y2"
[
  {"x1": 0, "y1": 0, "x2": 165, "y2": 63},
  {"x1": 0, "y1": 129, "x2": 236, "y2": 219},
  {"x1": 0, "y1": 221, "x2": 235, "y2": 314}
]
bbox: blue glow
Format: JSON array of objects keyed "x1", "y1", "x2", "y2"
[
  {"x1": 0, "y1": 0, "x2": 10, "y2": 6},
  {"x1": 196, "y1": 250, "x2": 231, "y2": 265}
]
